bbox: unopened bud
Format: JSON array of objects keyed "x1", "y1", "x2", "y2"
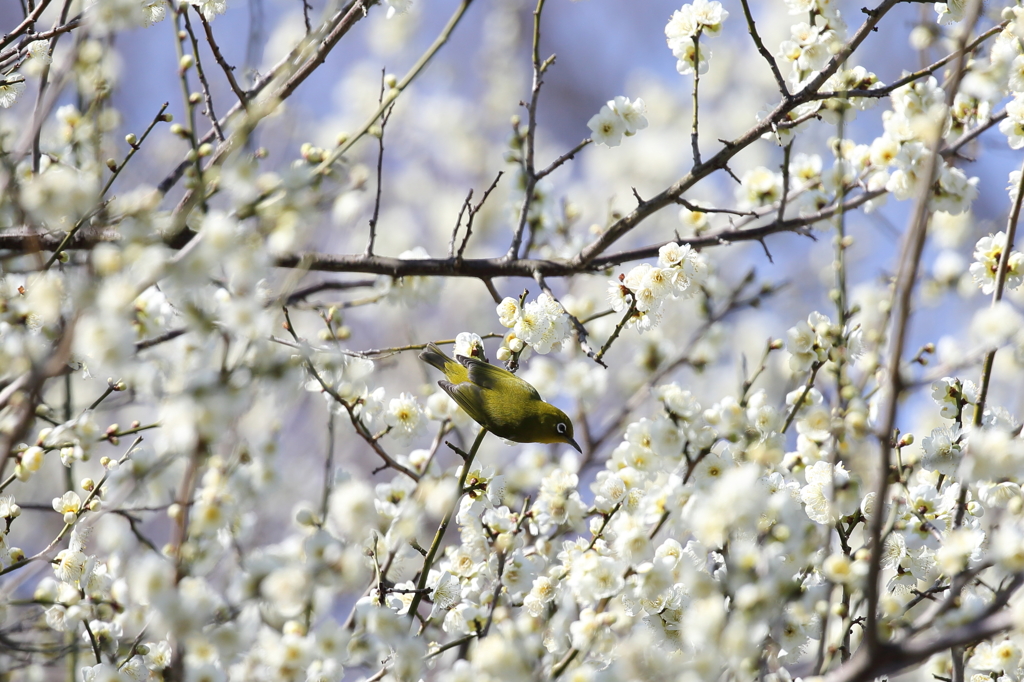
[
  {"x1": 105, "y1": 158, "x2": 117, "y2": 172},
  {"x1": 82, "y1": 478, "x2": 95, "y2": 492},
  {"x1": 384, "y1": 73, "x2": 398, "y2": 88},
  {"x1": 125, "y1": 133, "x2": 138, "y2": 146},
  {"x1": 179, "y1": 54, "x2": 194, "y2": 71}
]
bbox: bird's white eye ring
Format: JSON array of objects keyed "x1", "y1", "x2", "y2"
[{"x1": 557, "y1": 422, "x2": 567, "y2": 434}]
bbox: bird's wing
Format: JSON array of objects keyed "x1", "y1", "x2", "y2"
[
  {"x1": 462, "y1": 357, "x2": 542, "y2": 399},
  {"x1": 438, "y1": 379, "x2": 490, "y2": 427}
]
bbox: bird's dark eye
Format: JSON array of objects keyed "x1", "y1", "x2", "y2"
[{"x1": 557, "y1": 422, "x2": 567, "y2": 434}]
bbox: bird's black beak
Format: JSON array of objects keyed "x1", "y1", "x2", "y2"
[{"x1": 567, "y1": 437, "x2": 582, "y2": 454}]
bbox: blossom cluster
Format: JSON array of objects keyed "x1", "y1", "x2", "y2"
[
  {"x1": 664, "y1": 0, "x2": 729, "y2": 75},
  {"x1": 586, "y1": 96, "x2": 648, "y2": 148},
  {"x1": 605, "y1": 243, "x2": 708, "y2": 334},
  {"x1": 496, "y1": 293, "x2": 572, "y2": 355}
]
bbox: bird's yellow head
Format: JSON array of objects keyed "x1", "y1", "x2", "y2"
[{"x1": 526, "y1": 402, "x2": 581, "y2": 453}]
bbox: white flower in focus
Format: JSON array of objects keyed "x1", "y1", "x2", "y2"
[
  {"x1": 665, "y1": 6, "x2": 700, "y2": 43},
  {"x1": 970, "y1": 231, "x2": 1024, "y2": 294},
  {"x1": 141, "y1": 0, "x2": 166, "y2": 26},
  {"x1": 931, "y1": 377, "x2": 963, "y2": 420},
  {"x1": 607, "y1": 278, "x2": 632, "y2": 312},
  {"x1": 513, "y1": 293, "x2": 570, "y2": 354},
  {"x1": 384, "y1": 392, "x2": 423, "y2": 441},
  {"x1": 524, "y1": 576, "x2": 558, "y2": 617},
  {"x1": 144, "y1": 641, "x2": 172, "y2": 670},
  {"x1": 52, "y1": 491, "x2": 82, "y2": 524},
  {"x1": 658, "y1": 242, "x2": 686, "y2": 267},
  {"x1": 638, "y1": 267, "x2": 677, "y2": 311},
  {"x1": 609, "y1": 96, "x2": 648, "y2": 135},
  {"x1": 801, "y1": 461, "x2": 857, "y2": 525},
  {"x1": 587, "y1": 104, "x2": 627, "y2": 147},
  {"x1": 54, "y1": 549, "x2": 88, "y2": 584},
  {"x1": 496, "y1": 298, "x2": 520, "y2": 327},
  {"x1": 431, "y1": 571, "x2": 459, "y2": 613},
  {"x1": 920, "y1": 425, "x2": 962, "y2": 477},
  {"x1": 453, "y1": 332, "x2": 484, "y2": 359},
  {"x1": 691, "y1": 0, "x2": 728, "y2": 35},
  {"x1": 0, "y1": 74, "x2": 25, "y2": 108}
]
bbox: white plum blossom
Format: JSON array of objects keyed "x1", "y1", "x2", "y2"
[
  {"x1": 1000, "y1": 95, "x2": 1024, "y2": 149},
  {"x1": 587, "y1": 105, "x2": 626, "y2": 147},
  {"x1": 665, "y1": 0, "x2": 728, "y2": 75},
  {"x1": 384, "y1": 392, "x2": 424, "y2": 442},
  {"x1": 934, "y1": 0, "x2": 967, "y2": 25},
  {"x1": 587, "y1": 96, "x2": 647, "y2": 147},
  {"x1": 920, "y1": 426, "x2": 962, "y2": 477},
  {"x1": 970, "y1": 231, "x2": 1024, "y2": 294},
  {"x1": 0, "y1": 74, "x2": 25, "y2": 108},
  {"x1": 497, "y1": 293, "x2": 571, "y2": 354},
  {"x1": 190, "y1": 0, "x2": 227, "y2": 20}
]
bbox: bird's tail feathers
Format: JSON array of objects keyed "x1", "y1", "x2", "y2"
[{"x1": 418, "y1": 342, "x2": 453, "y2": 373}]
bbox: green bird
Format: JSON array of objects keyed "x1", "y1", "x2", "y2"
[{"x1": 419, "y1": 343, "x2": 582, "y2": 453}]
